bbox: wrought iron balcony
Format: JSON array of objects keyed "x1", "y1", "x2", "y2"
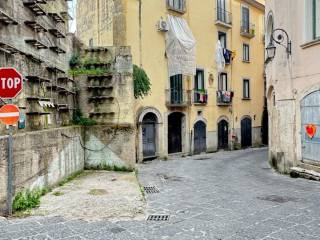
[
  {"x1": 215, "y1": 8, "x2": 232, "y2": 28},
  {"x1": 217, "y1": 90, "x2": 233, "y2": 106},
  {"x1": 192, "y1": 90, "x2": 208, "y2": 105},
  {"x1": 23, "y1": 0, "x2": 47, "y2": 16},
  {"x1": 166, "y1": 89, "x2": 190, "y2": 107},
  {"x1": 240, "y1": 22, "x2": 256, "y2": 38}
]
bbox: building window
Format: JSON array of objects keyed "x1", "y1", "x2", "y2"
[
  {"x1": 195, "y1": 69, "x2": 205, "y2": 90},
  {"x1": 167, "y1": 0, "x2": 185, "y2": 12},
  {"x1": 243, "y1": 44, "x2": 250, "y2": 62},
  {"x1": 243, "y1": 79, "x2": 250, "y2": 99},
  {"x1": 313, "y1": 0, "x2": 320, "y2": 39},
  {"x1": 306, "y1": 0, "x2": 320, "y2": 41},
  {"x1": 218, "y1": 73, "x2": 228, "y2": 91},
  {"x1": 218, "y1": 31, "x2": 227, "y2": 48},
  {"x1": 241, "y1": 5, "x2": 250, "y2": 32}
]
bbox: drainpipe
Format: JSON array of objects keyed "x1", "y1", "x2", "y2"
[{"x1": 139, "y1": 0, "x2": 142, "y2": 67}]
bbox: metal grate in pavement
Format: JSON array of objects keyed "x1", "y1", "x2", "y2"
[
  {"x1": 147, "y1": 215, "x2": 170, "y2": 221},
  {"x1": 195, "y1": 157, "x2": 211, "y2": 161},
  {"x1": 144, "y1": 186, "x2": 160, "y2": 194}
]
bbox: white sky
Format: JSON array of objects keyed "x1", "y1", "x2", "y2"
[{"x1": 68, "y1": 0, "x2": 77, "y2": 33}]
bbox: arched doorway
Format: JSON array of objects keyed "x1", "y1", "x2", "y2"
[
  {"x1": 218, "y1": 119, "x2": 229, "y2": 149},
  {"x1": 194, "y1": 121, "x2": 206, "y2": 154},
  {"x1": 241, "y1": 117, "x2": 252, "y2": 148},
  {"x1": 142, "y1": 113, "x2": 157, "y2": 158},
  {"x1": 168, "y1": 112, "x2": 184, "y2": 154},
  {"x1": 301, "y1": 90, "x2": 320, "y2": 162}
]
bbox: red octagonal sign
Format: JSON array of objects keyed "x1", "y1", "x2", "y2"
[{"x1": 0, "y1": 68, "x2": 23, "y2": 99}]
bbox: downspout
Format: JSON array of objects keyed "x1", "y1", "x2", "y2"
[
  {"x1": 187, "y1": 0, "x2": 193, "y2": 156},
  {"x1": 97, "y1": 0, "x2": 100, "y2": 45},
  {"x1": 230, "y1": 1, "x2": 235, "y2": 150},
  {"x1": 139, "y1": 0, "x2": 142, "y2": 67}
]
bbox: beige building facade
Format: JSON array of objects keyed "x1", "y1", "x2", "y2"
[
  {"x1": 77, "y1": 0, "x2": 266, "y2": 162},
  {"x1": 265, "y1": 0, "x2": 320, "y2": 173}
]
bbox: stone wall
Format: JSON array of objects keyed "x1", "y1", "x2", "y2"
[
  {"x1": 84, "y1": 125, "x2": 136, "y2": 169},
  {"x1": 0, "y1": 124, "x2": 136, "y2": 215},
  {"x1": 0, "y1": 126, "x2": 84, "y2": 213}
]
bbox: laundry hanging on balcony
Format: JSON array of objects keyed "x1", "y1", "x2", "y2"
[
  {"x1": 216, "y1": 40, "x2": 225, "y2": 73},
  {"x1": 166, "y1": 15, "x2": 196, "y2": 77}
]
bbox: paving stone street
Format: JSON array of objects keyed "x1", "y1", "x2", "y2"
[{"x1": 1, "y1": 148, "x2": 320, "y2": 240}]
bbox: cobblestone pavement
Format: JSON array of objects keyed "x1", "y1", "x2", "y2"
[{"x1": 1, "y1": 148, "x2": 320, "y2": 240}]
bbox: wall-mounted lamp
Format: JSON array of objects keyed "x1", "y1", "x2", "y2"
[{"x1": 266, "y1": 28, "x2": 292, "y2": 60}]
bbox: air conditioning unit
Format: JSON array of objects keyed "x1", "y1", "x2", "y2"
[{"x1": 157, "y1": 19, "x2": 169, "y2": 32}]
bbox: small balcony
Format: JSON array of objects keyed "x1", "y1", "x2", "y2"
[
  {"x1": 240, "y1": 22, "x2": 255, "y2": 38},
  {"x1": 23, "y1": 0, "x2": 47, "y2": 16},
  {"x1": 192, "y1": 90, "x2": 208, "y2": 105},
  {"x1": 166, "y1": 89, "x2": 190, "y2": 107},
  {"x1": 217, "y1": 90, "x2": 233, "y2": 106},
  {"x1": 215, "y1": 8, "x2": 232, "y2": 28}
]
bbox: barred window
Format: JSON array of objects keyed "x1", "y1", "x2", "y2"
[{"x1": 167, "y1": 0, "x2": 185, "y2": 12}]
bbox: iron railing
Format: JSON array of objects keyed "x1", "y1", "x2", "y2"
[
  {"x1": 165, "y1": 89, "x2": 190, "y2": 107},
  {"x1": 217, "y1": 90, "x2": 233, "y2": 106},
  {"x1": 216, "y1": 7, "x2": 232, "y2": 26},
  {"x1": 240, "y1": 22, "x2": 256, "y2": 38},
  {"x1": 192, "y1": 90, "x2": 208, "y2": 104}
]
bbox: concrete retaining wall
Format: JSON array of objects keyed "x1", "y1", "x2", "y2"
[{"x1": 0, "y1": 124, "x2": 136, "y2": 214}]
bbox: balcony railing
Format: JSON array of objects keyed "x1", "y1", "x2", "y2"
[
  {"x1": 192, "y1": 90, "x2": 208, "y2": 105},
  {"x1": 215, "y1": 8, "x2": 232, "y2": 27},
  {"x1": 166, "y1": 89, "x2": 190, "y2": 107},
  {"x1": 217, "y1": 90, "x2": 233, "y2": 106},
  {"x1": 240, "y1": 22, "x2": 256, "y2": 38}
]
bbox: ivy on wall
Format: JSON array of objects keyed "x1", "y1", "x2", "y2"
[{"x1": 133, "y1": 65, "x2": 151, "y2": 99}]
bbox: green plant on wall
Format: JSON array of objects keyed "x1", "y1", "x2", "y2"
[
  {"x1": 133, "y1": 65, "x2": 151, "y2": 99},
  {"x1": 72, "y1": 108, "x2": 97, "y2": 126},
  {"x1": 69, "y1": 52, "x2": 81, "y2": 69}
]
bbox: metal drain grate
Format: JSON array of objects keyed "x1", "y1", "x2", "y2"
[
  {"x1": 195, "y1": 157, "x2": 211, "y2": 161},
  {"x1": 144, "y1": 186, "x2": 160, "y2": 194},
  {"x1": 147, "y1": 215, "x2": 170, "y2": 221}
]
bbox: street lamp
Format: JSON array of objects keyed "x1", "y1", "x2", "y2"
[{"x1": 266, "y1": 28, "x2": 292, "y2": 61}]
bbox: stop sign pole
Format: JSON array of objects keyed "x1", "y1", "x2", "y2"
[{"x1": 0, "y1": 67, "x2": 23, "y2": 216}]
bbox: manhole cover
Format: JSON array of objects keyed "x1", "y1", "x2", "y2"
[
  {"x1": 144, "y1": 186, "x2": 160, "y2": 194},
  {"x1": 257, "y1": 195, "x2": 298, "y2": 203},
  {"x1": 147, "y1": 215, "x2": 170, "y2": 221}
]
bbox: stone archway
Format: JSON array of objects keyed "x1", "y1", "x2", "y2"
[
  {"x1": 217, "y1": 116, "x2": 229, "y2": 150},
  {"x1": 137, "y1": 107, "x2": 163, "y2": 162},
  {"x1": 193, "y1": 120, "x2": 207, "y2": 155}
]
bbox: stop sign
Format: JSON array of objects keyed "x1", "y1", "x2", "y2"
[{"x1": 0, "y1": 68, "x2": 23, "y2": 99}]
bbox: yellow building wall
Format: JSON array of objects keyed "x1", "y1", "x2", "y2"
[{"x1": 76, "y1": 0, "x2": 266, "y2": 154}]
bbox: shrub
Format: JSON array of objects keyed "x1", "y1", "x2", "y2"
[
  {"x1": 133, "y1": 65, "x2": 151, "y2": 99},
  {"x1": 72, "y1": 109, "x2": 97, "y2": 126},
  {"x1": 13, "y1": 188, "x2": 50, "y2": 212}
]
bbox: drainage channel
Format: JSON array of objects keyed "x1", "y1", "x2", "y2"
[
  {"x1": 147, "y1": 214, "x2": 170, "y2": 221},
  {"x1": 144, "y1": 186, "x2": 160, "y2": 194}
]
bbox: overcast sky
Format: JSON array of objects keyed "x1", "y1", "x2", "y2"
[{"x1": 68, "y1": 0, "x2": 77, "y2": 33}]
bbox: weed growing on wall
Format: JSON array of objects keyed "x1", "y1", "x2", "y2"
[
  {"x1": 133, "y1": 65, "x2": 151, "y2": 99},
  {"x1": 13, "y1": 187, "x2": 50, "y2": 212},
  {"x1": 58, "y1": 170, "x2": 84, "y2": 187},
  {"x1": 86, "y1": 163, "x2": 134, "y2": 172},
  {"x1": 72, "y1": 108, "x2": 97, "y2": 126}
]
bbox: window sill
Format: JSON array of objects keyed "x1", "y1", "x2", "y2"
[
  {"x1": 301, "y1": 38, "x2": 320, "y2": 49},
  {"x1": 242, "y1": 98, "x2": 251, "y2": 101},
  {"x1": 242, "y1": 60, "x2": 250, "y2": 63},
  {"x1": 167, "y1": 6, "x2": 186, "y2": 14}
]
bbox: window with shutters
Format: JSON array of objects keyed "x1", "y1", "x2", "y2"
[
  {"x1": 305, "y1": 0, "x2": 320, "y2": 42},
  {"x1": 167, "y1": 0, "x2": 186, "y2": 13},
  {"x1": 243, "y1": 79, "x2": 250, "y2": 99},
  {"x1": 243, "y1": 44, "x2": 250, "y2": 62}
]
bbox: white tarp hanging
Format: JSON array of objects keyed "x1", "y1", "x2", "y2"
[
  {"x1": 216, "y1": 40, "x2": 225, "y2": 73},
  {"x1": 166, "y1": 15, "x2": 196, "y2": 77}
]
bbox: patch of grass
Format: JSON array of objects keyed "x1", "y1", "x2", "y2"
[
  {"x1": 88, "y1": 189, "x2": 107, "y2": 196},
  {"x1": 13, "y1": 187, "x2": 50, "y2": 213},
  {"x1": 52, "y1": 191, "x2": 64, "y2": 196},
  {"x1": 69, "y1": 68, "x2": 109, "y2": 77},
  {"x1": 58, "y1": 170, "x2": 83, "y2": 187},
  {"x1": 86, "y1": 163, "x2": 134, "y2": 172}
]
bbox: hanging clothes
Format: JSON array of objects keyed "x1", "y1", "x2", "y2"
[
  {"x1": 216, "y1": 40, "x2": 225, "y2": 73},
  {"x1": 223, "y1": 49, "x2": 232, "y2": 64},
  {"x1": 166, "y1": 15, "x2": 196, "y2": 77}
]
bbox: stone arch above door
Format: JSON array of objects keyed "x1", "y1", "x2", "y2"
[{"x1": 137, "y1": 107, "x2": 163, "y2": 124}]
